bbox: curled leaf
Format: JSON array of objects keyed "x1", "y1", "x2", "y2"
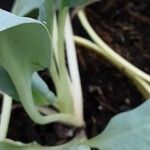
[{"x1": 0, "y1": 9, "x2": 51, "y2": 122}]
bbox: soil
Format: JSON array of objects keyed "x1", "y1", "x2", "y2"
[
  {"x1": 80, "y1": 0, "x2": 150, "y2": 138},
  {"x1": 0, "y1": 0, "x2": 149, "y2": 146}
]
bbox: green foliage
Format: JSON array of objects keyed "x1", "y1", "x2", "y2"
[
  {"x1": 12, "y1": 0, "x2": 97, "y2": 17},
  {"x1": 31, "y1": 73, "x2": 56, "y2": 105},
  {"x1": 0, "y1": 69, "x2": 56, "y2": 105},
  {"x1": 85, "y1": 100, "x2": 150, "y2": 150},
  {"x1": 0, "y1": 9, "x2": 52, "y2": 112},
  {"x1": 0, "y1": 8, "x2": 55, "y2": 105},
  {"x1": 11, "y1": 0, "x2": 56, "y2": 106},
  {"x1": 1, "y1": 0, "x2": 150, "y2": 149}
]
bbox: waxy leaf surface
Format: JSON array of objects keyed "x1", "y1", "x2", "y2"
[
  {"x1": 86, "y1": 100, "x2": 150, "y2": 150},
  {"x1": 0, "y1": 9, "x2": 51, "y2": 106}
]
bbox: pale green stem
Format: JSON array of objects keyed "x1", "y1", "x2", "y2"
[
  {"x1": 37, "y1": 106, "x2": 57, "y2": 115},
  {"x1": 50, "y1": 55, "x2": 59, "y2": 92},
  {"x1": 78, "y1": 10, "x2": 150, "y2": 84},
  {"x1": 74, "y1": 36, "x2": 150, "y2": 99},
  {"x1": 132, "y1": 76, "x2": 150, "y2": 99},
  {"x1": 0, "y1": 94, "x2": 12, "y2": 141},
  {"x1": 56, "y1": 6, "x2": 74, "y2": 114},
  {"x1": 57, "y1": 72, "x2": 74, "y2": 114},
  {"x1": 57, "y1": 6, "x2": 68, "y2": 73},
  {"x1": 49, "y1": 13, "x2": 59, "y2": 92},
  {"x1": 16, "y1": 75, "x2": 83, "y2": 127},
  {"x1": 2, "y1": 55, "x2": 81, "y2": 127},
  {"x1": 52, "y1": 14, "x2": 59, "y2": 64},
  {"x1": 65, "y1": 14, "x2": 84, "y2": 125}
]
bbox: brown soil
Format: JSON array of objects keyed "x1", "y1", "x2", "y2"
[
  {"x1": 81, "y1": 0, "x2": 150, "y2": 138},
  {"x1": 0, "y1": 0, "x2": 149, "y2": 146}
]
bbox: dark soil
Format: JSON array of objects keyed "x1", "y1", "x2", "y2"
[
  {"x1": 0, "y1": 0, "x2": 149, "y2": 146},
  {"x1": 0, "y1": 0, "x2": 14, "y2": 11},
  {"x1": 81, "y1": 0, "x2": 150, "y2": 138}
]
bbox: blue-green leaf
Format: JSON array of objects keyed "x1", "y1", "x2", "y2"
[
  {"x1": 0, "y1": 69, "x2": 56, "y2": 105},
  {"x1": 0, "y1": 9, "x2": 51, "y2": 122},
  {"x1": 32, "y1": 73, "x2": 56, "y2": 105},
  {"x1": 11, "y1": 0, "x2": 56, "y2": 105},
  {"x1": 86, "y1": 100, "x2": 150, "y2": 150}
]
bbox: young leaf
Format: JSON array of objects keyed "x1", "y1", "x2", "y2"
[
  {"x1": 11, "y1": 1, "x2": 56, "y2": 105},
  {"x1": 85, "y1": 100, "x2": 150, "y2": 150},
  {"x1": 32, "y1": 73, "x2": 56, "y2": 105}
]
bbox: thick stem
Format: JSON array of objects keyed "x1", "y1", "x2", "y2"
[
  {"x1": 3, "y1": 55, "x2": 82, "y2": 127},
  {"x1": 57, "y1": 6, "x2": 68, "y2": 73},
  {"x1": 49, "y1": 13, "x2": 60, "y2": 93},
  {"x1": 52, "y1": 14, "x2": 59, "y2": 64},
  {"x1": 56, "y1": 5, "x2": 74, "y2": 114},
  {"x1": 65, "y1": 14, "x2": 84, "y2": 125},
  {"x1": 132, "y1": 76, "x2": 150, "y2": 98},
  {"x1": 0, "y1": 94, "x2": 12, "y2": 141}
]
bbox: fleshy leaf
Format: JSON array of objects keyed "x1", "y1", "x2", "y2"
[
  {"x1": 0, "y1": 9, "x2": 55, "y2": 105},
  {"x1": 0, "y1": 69, "x2": 56, "y2": 105},
  {"x1": 11, "y1": 1, "x2": 56, "y2": 105},
  {"x1": 0, "y1": 9, "x2": 51, "y2": 122},
  {"x1": 86, "y1": 100, "x2": 150, "y2": 150}
]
